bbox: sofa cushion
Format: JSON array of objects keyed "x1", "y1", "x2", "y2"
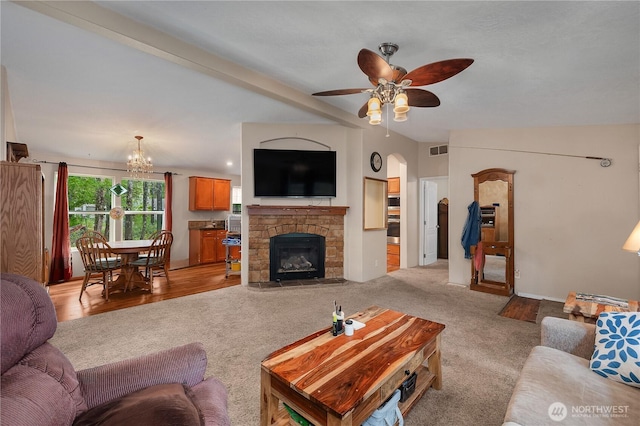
[
  {"x1": 590, "y1": 312, "x2": 640, "y2": 388},
  {"x1": 504, "y1": 346, "x2": 639, "y2": 425},
  {"x1": 1, "y1": 274, "x2": 57, "y2": 375},
  {"x1": 73, "y1": 383, "x2": 203, "y2": 426}
]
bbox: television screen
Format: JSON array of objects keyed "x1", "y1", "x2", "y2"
[{"x1": 253, "y1": 149, "x2": 336, "y2": 197}]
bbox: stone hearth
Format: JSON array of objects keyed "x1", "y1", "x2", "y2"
[{"x1": 246, "y1": 205, "x2": 348, "y2": 284}]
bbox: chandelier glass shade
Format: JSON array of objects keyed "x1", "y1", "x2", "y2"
[
  {"x1": 366, "y1": 82, "x2": 411, "y2": 125},
  {"x1": 127, "y1": 135, "x2": 153, "y2": 178}
]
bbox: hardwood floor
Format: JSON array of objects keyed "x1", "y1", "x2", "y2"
[
  {"x1": 498, "y1": 295, "x2": 541, "y2": 323},
  {"x1": 49, "y1": 263, "x2": 240, "y2": 322}
]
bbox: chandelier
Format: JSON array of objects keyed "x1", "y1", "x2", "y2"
[{"x1": 127, "y1": 135, "x2": 153, "y2": 178}]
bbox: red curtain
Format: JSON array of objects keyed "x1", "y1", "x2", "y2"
[
  {"x1": 50, "y1": 162, "x2": 72, "y2": 283},
  {"x1": 164, "y1": 172, "x2": 173, "y2": 267},
  {"x1": 164, "y1": 172, "x2": 173, "y2": 232}
]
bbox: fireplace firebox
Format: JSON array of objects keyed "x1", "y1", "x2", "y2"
[{"x1": 270, "y1": 233, "x2": 325, "y2": 281}]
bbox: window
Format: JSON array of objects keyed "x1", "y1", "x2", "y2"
[
  {"x1": 67, "y1": 174, "x2": 165, "y2": 245},
  {"x1": 232, "y1": 186, "x2": 242, "y2": 214},
  {"x1": 68, "y1": 175, "x2": 113, "y2": 247},
  {"x1": 120, "y1": 178, "x2": 165, "y2": 240}
]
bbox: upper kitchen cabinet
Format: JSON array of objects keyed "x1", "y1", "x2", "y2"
[
  {"x1": 388, "y1": 177, "x2": 400, "y2": 194},
  {"x1": 189, "y1": 176, "x2": 231, "y2": 211}
]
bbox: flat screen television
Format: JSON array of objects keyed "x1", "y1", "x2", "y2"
[{"x1": 253, "y1": 149, "x2": 337, "y2": 197}]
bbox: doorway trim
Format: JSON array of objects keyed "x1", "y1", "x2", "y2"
[{"x1": 419, "y1": 176, "x2": 449, "y2": 265}]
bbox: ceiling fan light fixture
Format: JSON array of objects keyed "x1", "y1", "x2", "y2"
[
  {"x1": 393, "y1": 111, "x2": 408, "y2": 122},
  {"x1": 393, "y1": 92, "x2": 409, "y2": 114},
  {"x1": 366, "y1": 97, "x2": 382, "y2": 116},
  {"x1": 369, "y1": 111, "x2": 382, "y2": 125}
]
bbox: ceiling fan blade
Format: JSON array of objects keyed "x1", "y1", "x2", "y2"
[
  {"x1": 358, "y1": 102, "x2": 368, "y2": 118},
  {"x1": 403, "y1": 58, "x2": 474, "y2": 86},
  {"x1": 312, "y1": 88, "x2": 369, "y2": 96},
  {"x1": 406, "y1": 89, "x2": 441, "y2": 107},
  {"x1": 358, "y1": 49, "x2": 393, "y2": 82}
]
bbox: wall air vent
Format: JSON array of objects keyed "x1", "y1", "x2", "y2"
[{"x1": 429, "y1": 145, "x2": 448, "y2": 157}]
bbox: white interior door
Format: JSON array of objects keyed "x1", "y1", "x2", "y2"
[{"x1": 421, "y1": 180, "x2": 438, "y2": 265}]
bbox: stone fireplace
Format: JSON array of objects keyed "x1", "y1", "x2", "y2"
[{"x1": 246, "y1": 205, "x2": 348, "y2": 284}]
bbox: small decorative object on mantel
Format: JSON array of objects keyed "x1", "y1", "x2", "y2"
[{"x1": 109, "y1": 206, "x2": 125, "y2": 220}]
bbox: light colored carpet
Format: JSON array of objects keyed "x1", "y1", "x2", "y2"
[{"x1": 51, "y1": 260, "x2": 543, "y2": 425}]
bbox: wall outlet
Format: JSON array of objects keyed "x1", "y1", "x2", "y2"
[
  {"x1": 515, "y1": 269, "x2": 520, "y2": 279},
  {"x1": 375, "y1": 260, "x2": 379, "y2": 267}
]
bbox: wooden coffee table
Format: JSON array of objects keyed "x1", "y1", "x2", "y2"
[
  {"x1": 563, "y1": 291, "x2": 639, "y2": 323},
  {"x1": 260, "y1": 306, "x2": 445, "y2": 426}
]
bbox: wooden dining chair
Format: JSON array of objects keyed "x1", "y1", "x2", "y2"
[
  {"x1": 81, "y1": 229, "x2": 108, "y2": 242},
  {"x1": 76, "y1": 236, "x2": 122, "y2": 301},
  {"x1": 129, "y1": 231, "x2": 173, "y2": 291}
]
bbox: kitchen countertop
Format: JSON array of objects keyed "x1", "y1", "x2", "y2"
[{"x1": 188, "y1": 220, "x2": 226, "y2": 230}]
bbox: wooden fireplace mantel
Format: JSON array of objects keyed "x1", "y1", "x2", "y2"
[{"x1": 246, "y1": 205, "x2": 348, "y2": 216}]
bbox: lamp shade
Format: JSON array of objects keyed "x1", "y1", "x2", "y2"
[
  {"x1": 393, "y1": 92, "x2": 409, "y2": 113},
  {"x1": 369, "y1": 111, "x2": 382, "y2": 125},
  {"x1": 394, "y1": 111, "x2": 407, "y2": 122},
  {"x1": 367, "y1": 97, "x2": 381, "y2": 116},
  {"x1": 622, "y1": 220, "x2": 640, "y2": 255}
]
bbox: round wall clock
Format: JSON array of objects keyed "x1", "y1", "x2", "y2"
[{"x1": 370, "y1": 151, "x2": 382, "y2": 172}]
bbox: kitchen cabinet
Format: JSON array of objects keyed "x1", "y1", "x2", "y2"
[
  {"x1": 189, "y1": 176, "x2": 231, "y2": 211},
  {"x1": 1, "y1": 162, "x2": 47, "y2": 284},
  {"x1": 387, "y1": 243, "x2": 400, "y2": 272},
  {"x1": 388, "y1": 177, "x2": 400, "y2": 194},
  {"x1": 189, "y1": 229, "x2": 227, "y2": 265}
]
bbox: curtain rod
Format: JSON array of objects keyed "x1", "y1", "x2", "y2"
[
  {"x1": 450, "y1": 146, "x2": 612, "y2": 167},
  {"x1": 31, "y1": 159, "x2": 180, "y2": 175}
]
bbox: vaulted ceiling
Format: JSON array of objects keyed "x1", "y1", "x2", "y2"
[{"x1": 2, "y1": 1, "x2": 638, "y2": 175}]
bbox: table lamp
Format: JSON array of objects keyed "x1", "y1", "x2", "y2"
[{"x1": 622, "y1": 220, "x2": 640, "y2": 256}]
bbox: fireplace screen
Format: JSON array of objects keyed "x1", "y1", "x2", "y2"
[{"x1": 270, "y1": 233, "x2": 325, "y2": 281}]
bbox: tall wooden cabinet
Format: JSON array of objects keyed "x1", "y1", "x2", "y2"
[
  {"x1": 189, "y1": 176, "x2": 231, "y2": 211},
  {"x1": 437, "y1": 202, "x2": 449, "y2": 259},
  {"x1": 1, "y1": 161, "x2": 47, "y2": 283}
]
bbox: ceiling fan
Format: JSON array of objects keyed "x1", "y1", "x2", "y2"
[{"x1": 312, "y1": 43, "x2": 473, "y2": 124}]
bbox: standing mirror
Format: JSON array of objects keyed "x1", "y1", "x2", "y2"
[{"x1": 470, "y1": 168, "x2": 515, "y2": 296}]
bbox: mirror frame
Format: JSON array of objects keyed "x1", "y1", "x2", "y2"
[{"x1": 470, "y1": 168, "x2": 515, "y2": 296}]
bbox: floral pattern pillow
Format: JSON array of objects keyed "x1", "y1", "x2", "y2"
[{"x1": 590, "y1": 312, "x2": 640, "y2": 388}]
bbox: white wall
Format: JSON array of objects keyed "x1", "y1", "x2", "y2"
[
  {"x1": 1, "y1": 66, "x2": 18, "y2": 160},
  {"x1": 28, "y1": 150, "x2": 239, "y2": 278},
  {"x1": 241, "y1": 122, "x2": 420, "y2": 285},
  {"x1": 448, "y1": 124, "x2": 640, "y2": 301}
]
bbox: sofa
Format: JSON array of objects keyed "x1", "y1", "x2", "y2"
[
  {"x1": 0, "y1": 273, "x2": 231, "y2": 426},
  {"x1": 503, "y1": 316, "x2": 639, "y2": 425}
]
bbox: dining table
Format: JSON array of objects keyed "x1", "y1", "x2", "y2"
[{"x1": 108, "y1": 239, "x2": 154, "y2": 293}]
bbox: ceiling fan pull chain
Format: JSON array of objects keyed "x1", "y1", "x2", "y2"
[{"x1": 386, "y1": 104, "x2": 390, "y2": 137}]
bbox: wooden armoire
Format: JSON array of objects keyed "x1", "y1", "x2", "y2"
[{"x1": 0, "y1": 161, "x2": 47, "y2": 284}]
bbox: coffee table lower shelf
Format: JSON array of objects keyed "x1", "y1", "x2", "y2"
[{"x1": 273, "y1": 364, "x2": 436, "y2": 426}]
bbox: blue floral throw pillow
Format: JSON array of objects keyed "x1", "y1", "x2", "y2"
[{"x1": 589, "y1": 312, "x2": 640, "y2": 388}]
